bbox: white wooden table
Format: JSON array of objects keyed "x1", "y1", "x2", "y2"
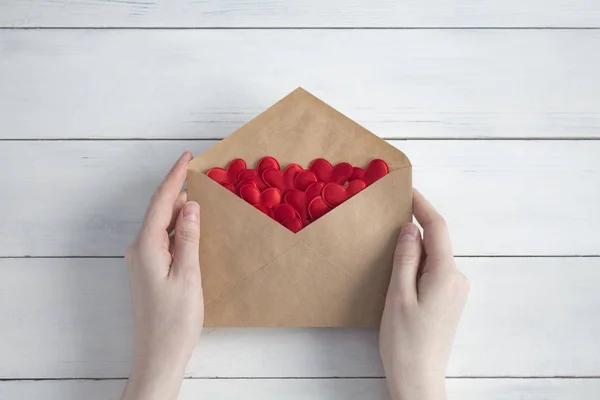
[{"x1": 1, "y1": 1, "x2": 600, "y2": 398}]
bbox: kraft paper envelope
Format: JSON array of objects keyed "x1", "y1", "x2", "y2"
[{"x1": 188, "y1": 88, "x2": 412, "y2": 327}]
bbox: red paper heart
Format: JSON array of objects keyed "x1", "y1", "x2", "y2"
[
  {"x1": 284, "y1": 190, "x2": 309, "y2": 220},
  {"x1": 259, "y1": 188, "x2": 282, "y2": 209},
  {"x1": 294, "y1": 170, "x2": 318, "y2": 191},
  {"x1": 263, "y1": 164, "x2": 303, "y2": 195},
  {"x1": 238, "y1": 169, "x2": 268, "y2": 191},
  {"x1": 351, "y1": 167, "x2": 365, "y2": 181},
  {"x1": 206, "y1": 167, "x2": 229, "y2": 185},
  {"x1": 221, "y1": 183, "x2": 236, "y2": 193},
  {"x1": 322, "y1": 179, "x2": 367, "y2": 208},
  {"x1": 226, "y1": 158, "x2": 247, "y2": 185},
  {"x1": 254, "y1": 204, "x2": 274, "y2": 218},
  {"x1": 364, "y1": 159, "x2": 389, "y2": 185},
  {"x1": 305, "y1": 182, "x2": 325, "y2": 202},
  {"x1": 308, "y1": 196, "x2": 332, "y2": 221},
  {"x1": 239, "y1": 185, "x2": 282, "y2": 208},
  {"x1": 235, "y1": 178, "x2": 258, "y2": 194},
  {"x1": 273, "y1": 203, "x2": 298, "y2": 223},
  {"x1": 309, "y1": 158, "x2": 353, "y2": 185},
  {"x1": 257, "y1": 156, "x2": 280, "y2": 176},
  {"x1": 282, "y1": 217, "x2": 303, "y2": 233}
]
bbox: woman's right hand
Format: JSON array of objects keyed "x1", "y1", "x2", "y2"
[{"x1": 380, "y1": 190, "x2": 470, "y2": 400}]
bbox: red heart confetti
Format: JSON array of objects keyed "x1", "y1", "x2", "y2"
[
  {"x1": 235, "y1": 178, "x2": 258, "y2": 194},
  {"x1": 254, "y1": 204, "x2": 275, "y2": 218},
  {"x1": 239, "y1": 185, "x2": 282, "y2": 209},
  {"x1": 294, "y1": 170, "x2": 318, "y2": 191},
  {"x1": 308, "y1": 196, "x2": 332, "y2": 221},
  {"x1": 227, "y1": 158, "x2": 247, "y2": 185},
  {"x1": 282, "y1": 217, "x2": 304, "y2": 233},
  {"x1": 222, "y1": 183, "x2": 236, "y2": 193},
  {"x1": 364, "y1": 159, "x2": 389, "y2": 186},
  {"x1": 260, "y1": 188, "x2": 283, "y2": 209},
  {"x1": 305, "y1": 182, "x2": 325, "y2": 202},
  {"x1": 284, "y1": 189, "x2": 309, "y2": 220},
  {"x1": 351, "y1": 167, "x2": 365, "y2": 181},
  {"x1": 206, "y1": 167, "x2": 229, "y2": 185},
  {"x1": 257, "y1": 156, "x2": 280, "y2": 176},
  {"x1": 263, "y1": 163, "x2": 303, "y2": 195},
  {"x1": 206, "y1": 157, "x2": 389, "y2": 232},
  {"x1": 309, "y1": 159, "x2": 353, "y2": 185},
  {"x1": 322, "y1": 179, "x2": 367, "y2": 208},
  {"x1": 273, "y1": 203, "x2": 298, "y2": 223},
  {"x1": 238, "y1": 168, "x2": 268, "y2": 191}
]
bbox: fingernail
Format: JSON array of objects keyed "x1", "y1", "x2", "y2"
[
  {"x1": 183, "y1": 202, "x2": 200, "y2": 222},
  {"x1": 180, "y1": 151, "x2": 193, "y2": 162},
  {"x1": 400, "y1": 223, "x2": 420, "y2": 241}
]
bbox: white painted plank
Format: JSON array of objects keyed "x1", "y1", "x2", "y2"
[
  {"x1": 0, "y1": 257, "x2": 598, "y2": 378},
  {"x1": 1, "y1": 30, "x2": 599, "y2": 139},
  {"x1": 0, "y1": 140, "x2": 598, "y2": 257},
  {"x1": 0, "y1": 379, "x2": 389, "y2": 400},
  {"x1": 1, "y1": 379, "x2": 599, "y2": 400},
  {"x1": 1, "y1": 0, "x2": 599, "y2": 28}
]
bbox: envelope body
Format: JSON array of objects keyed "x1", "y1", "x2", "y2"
[{"x1": 188, "y1": 88, "x2": 412, "y2": 327}]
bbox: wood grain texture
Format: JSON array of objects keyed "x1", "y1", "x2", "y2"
[
  {"x1": 1, "y1": 378, "x2": 599, "y2": 399},
  {"x1": 0, "y1": 257, "x2": 598, "y2": 379},
  {"x1": 0, "y1": 140, "x2": 598, "y2": 257},
  {"x1": 1, "y1": 30, "x2": 600, "y2": 139},
  {"x1": 1, "y1": 0, "x2": 599, "y2": 27}
]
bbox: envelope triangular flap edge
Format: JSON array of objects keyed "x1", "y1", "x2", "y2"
[{"x1": 188, "y1": 87, "x2": 411, "y2": 174}]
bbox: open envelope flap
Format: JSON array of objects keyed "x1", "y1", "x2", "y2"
[
  {"x1": 204, "y1": 241, "x2": 386, "y2": 327},
  {"x1": 187, "y1": 87, "x2": 410, "y2": 173},
  {"x1": 296, "y1": 168, "x2": 412, "y2": 297},
  {"x1": 188, "y1": 171, "x2": 298, "y2": 304}
]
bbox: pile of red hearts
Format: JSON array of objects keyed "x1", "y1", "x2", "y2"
[{"x1": 206, "y1": 157, "x2": 389, "y2": 233}]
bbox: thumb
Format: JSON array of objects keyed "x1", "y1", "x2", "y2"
[
  {"x1": 172, "y1": 201, "x2": 201, "y2": 276},
  {"x1": 388, "y1": 223, "x2": 422, "y2": 302}
]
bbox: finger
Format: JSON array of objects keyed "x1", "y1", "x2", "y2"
[
  {"x1": 167, "y1": 190, "x2": 187, "y2": 233},
  {"x1": 388, "y1": 223, "x2": 423, "y2": 303},
  {"x1": 142, "y1": 151, "x2": 193, "y2": 234},
  {"x1": 171, "y1": 201, "x2": 201, "y2": 278},
  {"x1": 412, "y1": 188, "x2": 453, "y2": 262}
]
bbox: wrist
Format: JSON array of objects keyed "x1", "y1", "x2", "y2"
[
  {"x1": 388, "y1": 383, "x2": 446, "y2": 400},
  {"x1": 122, "y1": 359, "x2": 187, "y2": 400},
  {"x1": 386, "y1": 371, "x2": 446, "y2": 400}
]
